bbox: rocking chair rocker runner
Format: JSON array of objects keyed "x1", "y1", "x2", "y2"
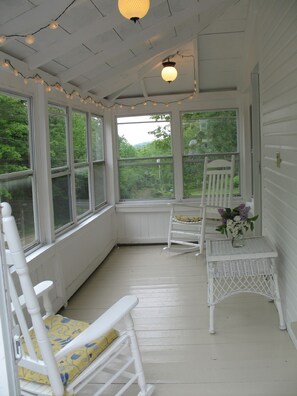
[
  {"x1": 1, "y1": 202, "x2": 155, "y2": 396},
  {"x1": 166, "y1": 155, "x2": 235, "y2": 254}
]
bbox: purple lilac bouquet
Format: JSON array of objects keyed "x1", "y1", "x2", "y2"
[{"x1": 216, "y1": 203, "x2": 258, "y2": 238}]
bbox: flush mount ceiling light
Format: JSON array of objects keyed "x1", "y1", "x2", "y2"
[
  {"x1": 118, "y1": 0, "x2": 150, "y2": 23},
  {"x1": 161, "y1": 59, "x2": 178, "y2": 83}
]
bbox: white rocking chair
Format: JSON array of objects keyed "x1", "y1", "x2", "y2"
[
  {"x1": 165, "y1": 155, "x2": 235, "y2": 254},
  {"x1": 1, "y1": 202, "x2": 155, "y2": 396}
]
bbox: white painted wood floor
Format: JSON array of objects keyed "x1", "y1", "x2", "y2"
[{"x1": 61, "y1": 245, "x2": 297, "y2": 396}]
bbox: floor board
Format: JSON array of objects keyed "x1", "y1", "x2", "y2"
[{"x1": 61, "y1": 245, "x2": 297, "y2": 396}]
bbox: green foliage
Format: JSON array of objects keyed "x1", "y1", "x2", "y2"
[
  {"x1": 118, "y1": 135, "x2": 138, "y2": 158},
  {"x1": 118, "y1": 111, "x2": 239, "y2": 200},
  {"x1": 91, "y1": 116, "x2": 104, "y2": 160},
  {"x1": 49, "y1": 106, "x2": 68, "y2": 168},
  {"x1": 233, "y1": 175, "x2": 240, "y2": 188},
  {"x1": 182, "y1": 110, "x2": 238, "y2": 198},
  {"x1": 0, "y1": 94, "x2": 30, "y2": 174},
  {"x1": 72, "y1": 111, "x2": 87, "y2": 162},
  {"x1": 182, "y1": 110, "x2": 237, "y2": 155},
  {"x1": 118, "y1": 114, "x2": 173, "y2": 200}
]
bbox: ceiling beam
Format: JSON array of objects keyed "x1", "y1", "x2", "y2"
[
  {"x1": 27, "y1": 14, "x2": 123, "y2": 70},
  {"x1": 107, "y1": 84, "x2": 135, "y2": 102},
  {"x1": 0, "y1": 0, "x2": 70, "y2": 36},
  {"x1": 82, "y1": 0, "x2": 237, "y2": 98},
  {"x1": 58, "y1": 2, "x2": 203, "y2": 83},
  {"x1": 91, "y1": 32, "x2": 199, "y2": 99},
  {"x1": 140, "y1": 79, "x2": 148, "y2": 99},
  {"x1": 26, "y1": 0, "x2": 165, "y2": 69},
  {"x1": 238, "y1": 0, "x2": 261, "y2": 92},
  {"x1": 80, "y1": 45, "x2": 171, "y2": 93}
]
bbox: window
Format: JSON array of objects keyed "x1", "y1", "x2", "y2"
[
  {"x1": 0, "y1": 91, "x2": 37, "y2": 248},
  {"x1": 91, "y1": 115, "x2": 106, "y2": 207},
  {"x1": 72, "y1": 110, "x2": 90, "y2": 217},
  {"x1": 181, "y1": 110, "x2": 239, "y2": 198},
  {"x1": 117, "y1": 114, "x2": 174, "y2": 200},
  {"x1": 49, "y1": 104, "x2": 72, "y2": 230},
  {"x1": 49, "y1": 105, "x2": 105, "y2": 233}
]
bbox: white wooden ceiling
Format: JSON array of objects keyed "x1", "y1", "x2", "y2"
[{"x1": 0, "y1": 0, "x2": 250, "y2": 103}]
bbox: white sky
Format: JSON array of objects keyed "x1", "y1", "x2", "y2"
[
  {"x1": 117, "y1": 115, "x2": 169, "y2": 146},
  {"x1": 117, "y1": 123, "x2": 156, "y2": 145}
]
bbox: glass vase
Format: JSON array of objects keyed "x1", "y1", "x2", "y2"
[{"x1": 231, "y1": 233, "x2": 245, "y2": 248}]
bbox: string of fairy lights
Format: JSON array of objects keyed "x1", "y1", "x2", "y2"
[
  {"x1": 0, "y1": 1, "x2": 197, "y2": 109},
  {"x1": 0, "y1": 0, "x2": 77, "y2": 45}
]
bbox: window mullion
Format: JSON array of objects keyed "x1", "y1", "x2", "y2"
[
  {"x1": 171, "y1": 108, "x2": 183, "y2": 200},
  {"x1": 33, "y1": 85, "x2": 54, "y2": 244},
  {"x1": 87, "y1": 112, "x2": 95, "y2": 211},
  {"x1": 68, "y1": 107, "x2": 77, "y2": 224}
]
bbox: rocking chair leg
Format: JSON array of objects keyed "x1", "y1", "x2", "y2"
[{"x1": 125, "y1": 314, "x2": 155, "y2": 396}]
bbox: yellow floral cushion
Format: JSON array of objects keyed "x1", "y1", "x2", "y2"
[
  {"x1": 18, "y1": 315, "x2": 119, "y2": 387},
  {"x1": 175, "y1": 215, "x2": 202, "y2": 223}
]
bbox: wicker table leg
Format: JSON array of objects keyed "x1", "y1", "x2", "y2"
[
  {"x1": 209, "y1": 304, "x2": 215, "y2": 334},
  {"x1": 272, "y1": 266, "x2": 286, "y2": 330}
]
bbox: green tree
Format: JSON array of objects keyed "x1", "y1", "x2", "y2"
[
  {"x1": 118, "y1": 115, "x2": 173, "y2": 200},
  {"x1": 0, "y1": 94, "x2": 30, "y2": 174},
  {"x1": 182, "y1": 111, "x2": 238, "y2": 197},
  {"x1": 48, "y1": 106, "x2": 68, "y2": 168},
  {"x1": 118, "y1": 135, "x2": 138, "y2": 158},
  {"x1": 72, "y1": 111, "x2": 87, "y2": 162}
]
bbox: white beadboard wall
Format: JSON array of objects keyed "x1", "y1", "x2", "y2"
[
  {"x1": 116, "y1": 204, "x2": 171, "y2": 244},
  {"x1": 258, "y1": 0, "x2": 297, "y2": 347},
  {"x1": 26, "y1": 206, "x2": 117, "y2": 312}
]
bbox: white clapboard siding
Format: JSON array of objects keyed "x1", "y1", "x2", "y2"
[{"x1": 259, "y1": 0, "x2": 297, "y2": 347}]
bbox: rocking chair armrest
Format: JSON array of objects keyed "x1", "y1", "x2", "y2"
[
  {"x1": 11, "y1": 280, "x2": 54, "y2": 313},
  {"x1": 55, "y1": 295, "x2": 138, "y2": 360}
]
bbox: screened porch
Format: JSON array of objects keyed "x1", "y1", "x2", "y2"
[{"x1": 1, "y1": 0, "x2": 297, "y2": 395}]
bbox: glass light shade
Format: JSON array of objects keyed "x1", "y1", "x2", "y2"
[
  {"x1": 161, "y1": 61, "x2": 178, "y2": 83},
  {"x1": 118, "y1": 0, "x2": 150, "y2": 22}
]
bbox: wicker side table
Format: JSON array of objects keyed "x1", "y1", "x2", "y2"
[{"x1": 206, "y1": 236, "x2": 286, "y2": 334}]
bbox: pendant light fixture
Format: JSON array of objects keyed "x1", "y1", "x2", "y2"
[
  {"x1": 161, "y1": 59, "x2": 178, "y2": 83},
  {"x1": 118, "y1": 0, "x2": 150, "y2": 23}
]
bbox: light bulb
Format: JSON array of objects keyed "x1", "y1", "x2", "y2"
[
  {"x1": 25, "y1": 34, "x2": 35, "y2": 45},
  {"x1": 0, "y1": 35, "x2": 7, "y2": 45},
  {"x1": 49, "y1": 20, "x2": 59, "y2": 30}
]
